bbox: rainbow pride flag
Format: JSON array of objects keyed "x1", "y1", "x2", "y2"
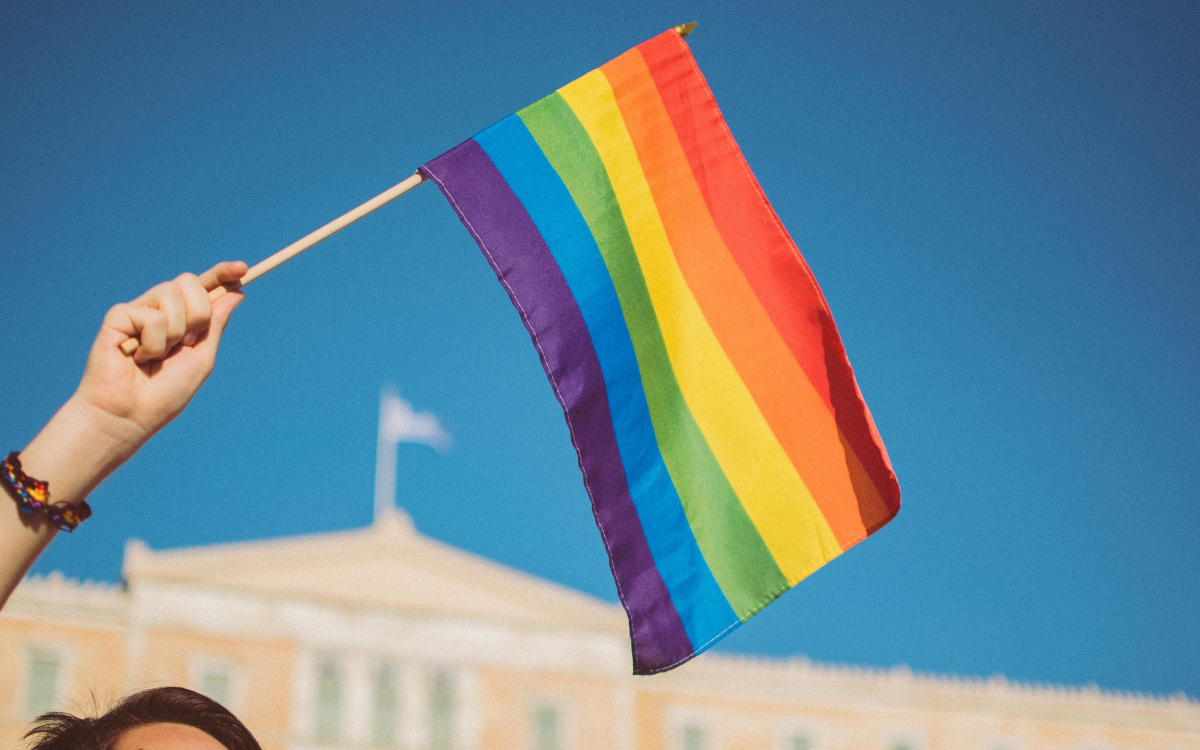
[{"x1": 420, "y1": 28, "x2": 900, "y2": 674}]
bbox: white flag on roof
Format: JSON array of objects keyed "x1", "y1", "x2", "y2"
[
  {"x1": 378, "y1": 386, "x2": 451, "y2": 451},
  {"x1": 375, "y1": 385, "x2": 450, "y2": 522}
]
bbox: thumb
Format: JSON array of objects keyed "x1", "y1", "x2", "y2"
[{"x1": 193, "y1": 290, "x2": 244, "y2": 361}]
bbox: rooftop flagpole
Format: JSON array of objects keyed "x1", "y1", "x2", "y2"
[
  {"x1": 374, "y1": 386, "x2": 402, "y2": 524},
  {"x1": 119, "y1": 171, "x2": 427, "y2": 356}
]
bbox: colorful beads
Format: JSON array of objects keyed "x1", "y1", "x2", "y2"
[{"x1": 2, "y1": 452, "x2": 91, "y2": 532}]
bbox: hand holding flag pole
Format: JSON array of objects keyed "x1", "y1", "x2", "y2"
[{"x1": 118, "y1": 171, "x2": 428, "y2": 355}]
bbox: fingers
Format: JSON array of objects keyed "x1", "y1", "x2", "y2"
[
  {"x1": 175, "y1": 273, "x2": 211, "y2": 346},
  {"x1": 142, "y1": 282, "x2": 187, "y2": 351},
  {"x1": 131, "y1": 278, "x2": 189, "y2": 361},
  {"x1": 127, "y1": 305, "x2": 169, "y2": 364},
  {"x1": 119, "y1": 262, "x2": 247, "y2": 364},
  {"x1": 198, "y1": 261, "x2": 248, "y2": 292},
  {"x1": 191, "y1": 290, "x2": 244, "y2": 365}
]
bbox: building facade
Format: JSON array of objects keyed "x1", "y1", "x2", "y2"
[{"x1": 3, "y1": 510, "x2": 1197, "y2": 750}]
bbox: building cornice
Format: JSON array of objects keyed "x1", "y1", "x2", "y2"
[
  {"x1": 650, "y1": 652, "x2": 1200, "y2": 731},
  {"x1": 2, "y1": 571, "x2": 127, "y2": 627}
]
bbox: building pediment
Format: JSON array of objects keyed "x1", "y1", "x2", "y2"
[{"x1": 121, "y1": 508, "x2": 627, "y2": 635}]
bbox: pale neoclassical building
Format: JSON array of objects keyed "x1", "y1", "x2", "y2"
[{"x1": 2, "y1": 509, "x2": 1197, "y2": 750}]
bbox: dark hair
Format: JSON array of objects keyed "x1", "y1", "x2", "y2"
[{"x1": 25, "y1": 686, "x2": 261, "y2": 750}]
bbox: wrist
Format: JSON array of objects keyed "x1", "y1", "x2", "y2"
[{"x1": 18, "y1": 395, "x2": 147, "y2": 506}]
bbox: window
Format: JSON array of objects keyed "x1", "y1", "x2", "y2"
[
  {"x1": 314, "y1": 656, "x2": 342, "y2": 744},
  {"x1": 197, "y1": 665, "x2": 233, "y2": 708},
  {"x1": 372, "y1": 663, "x2": 401, "y2": 748},
  {"x1": 882, "y1": 729, "x2": 925, "y2": 750},
  {"x1": 24, "y1": 647, "x2": 62, "y2": 717},
  {"x1": 532, "y1": 705, "x2": 560, "y2": 750},
  {"x1": 188, "y1": 655, "x2": 244, "y2": 714},
  {"x1": 681, "y1": 723, "x2": 706, "y2": 750},
  {"x1": 429, "y1": 668, "x2": 455, "y2": 750}
]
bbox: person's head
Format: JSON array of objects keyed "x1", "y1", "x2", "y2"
[{"x1": 25, "y1": 686, "x2": 260, "y2": 750}]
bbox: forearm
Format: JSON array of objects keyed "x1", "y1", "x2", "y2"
[
  {"x1": 0, "y1": 261, "x2": 244, "y2": 611},
  {"x1": 0, "y1": 396, "x2": 143, "y2": 607},
  {"x1": 0, "y1": 499, "x2": 55, "y2": 608}
]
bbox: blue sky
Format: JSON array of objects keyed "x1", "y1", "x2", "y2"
[{"x1": 3, "y1": 1, "x2": 1197, "y2": 695}]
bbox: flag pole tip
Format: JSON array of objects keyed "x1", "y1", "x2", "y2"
[{"x1": 674, "y1": 22, "x2": 698, "y2": 38}]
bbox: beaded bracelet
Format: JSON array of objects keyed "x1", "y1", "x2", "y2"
[{"x1": 2, "y1": 452, "x2": 91, "y2": 531}]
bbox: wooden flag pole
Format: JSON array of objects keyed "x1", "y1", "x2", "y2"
[{"x1": 120, "y1": 171, "x2": 427, "y2": 355}]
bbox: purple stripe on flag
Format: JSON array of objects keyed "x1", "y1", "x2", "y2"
[{"x1": 420, "y1": 140, "x2": 693, "y2": 673}]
